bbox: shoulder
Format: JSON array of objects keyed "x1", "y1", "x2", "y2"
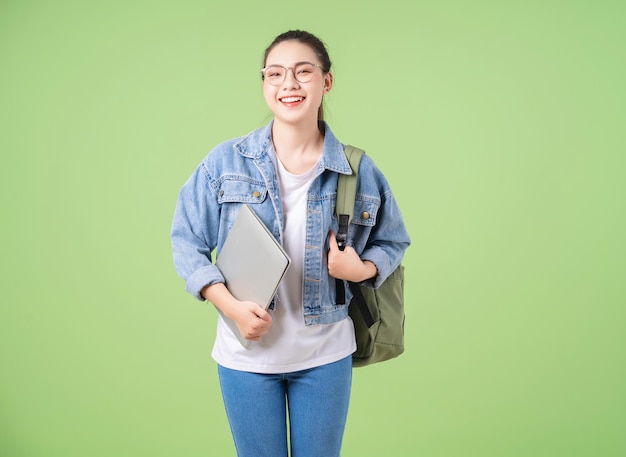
[
  {"x1": 352, "y1": 148, "x2": 386, "y2": 181},
  {"x1": 203, "y1": 122, "x2": 273, "y2": 167},
  {"x1": 354, "y1": 149, "x2": 394, "y2": 197},
  {"x1": 203, "y1": 136, "x2": 243, "y2": 164}
]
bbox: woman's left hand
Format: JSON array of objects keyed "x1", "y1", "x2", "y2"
[{"x1": 327, "y1": 230, "x2": 377, "y2": 282}]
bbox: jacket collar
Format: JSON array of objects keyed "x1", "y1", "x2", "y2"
[{"x1": 234, "y1": 120, "x2": 353, "y2": 175}]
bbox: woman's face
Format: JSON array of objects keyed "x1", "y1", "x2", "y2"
[{"x1": 262, "y1": 40, "x2": 332, "y2": 126}]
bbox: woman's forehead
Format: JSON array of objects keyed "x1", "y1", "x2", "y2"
[{"x1": 265, "y1": 41, "x2": 318, "y2": 66}]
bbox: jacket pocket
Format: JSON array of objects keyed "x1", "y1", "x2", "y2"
[
  {"x1": 351, "y1": 199, "x2": 378, "y2": 227},
  {"x1": 217, "y1": 179, "x2": 268, "y2": 204},
  {"x1": 346, "y1": 198, "x2": 380, "y2": 254}
]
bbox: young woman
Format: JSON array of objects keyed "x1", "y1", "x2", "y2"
[{"x1": 171, "y1": 30, "x2": 410, "y2": 457}]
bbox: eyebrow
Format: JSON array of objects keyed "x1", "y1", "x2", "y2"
[{"x1": 264, "y1": 60, "x2": 317, "y2": 67}]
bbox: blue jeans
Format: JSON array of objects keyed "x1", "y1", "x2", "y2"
[{"x1": 218, "y1": 356, "x2": 353, "y2": 457}]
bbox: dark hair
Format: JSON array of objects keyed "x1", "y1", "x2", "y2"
[{"x1": 263, "y1": 30, "x2": 332, "y2": 121}]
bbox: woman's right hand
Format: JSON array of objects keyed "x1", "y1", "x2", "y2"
[
  {"x1": 201, "y1": 282, "x2": 273, "y2": 342},
  {"x1": 229, "y1": 300, "x2": 273, "y2": 342}
]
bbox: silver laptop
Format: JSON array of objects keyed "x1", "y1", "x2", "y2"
[{"x1": 215, "y1": 204, "x2": 291, "y2": 347}]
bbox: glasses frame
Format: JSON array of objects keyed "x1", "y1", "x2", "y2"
[{"x1": 260, "y1": 61, "x2": 325, "y2": 86}]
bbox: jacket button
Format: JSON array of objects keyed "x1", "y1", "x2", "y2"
[
  {"x1": 252, "y1": 191, "x2": 261, "y2": 198},
  {"x1": 219, "y1": 190, "x2": 224, "y2": 197},
  {"x1": 362, "y1": 211, "x2": 370, "y2": 220}
]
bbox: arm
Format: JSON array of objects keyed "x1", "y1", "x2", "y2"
[
  {"x1": 171, "y1": 160, "x2": 273, "y2": 341},
  {"x1": 329, "y1": 155, "x2": 411, "y2": 288},
  {"x1": 170, "y1": 162, "x2": 224, "y2": 299}
]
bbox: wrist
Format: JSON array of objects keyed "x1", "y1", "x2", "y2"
[
  {"x1": 360, "y1": 260, "x2": 377, "y2": 282},
  {"x1": 202, "y1": 283, "x2": 239, "y2": 316}
]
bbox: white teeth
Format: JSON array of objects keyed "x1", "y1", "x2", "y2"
[{"x1": 281, "y1": 97, "x2": 303, "y2": 103}]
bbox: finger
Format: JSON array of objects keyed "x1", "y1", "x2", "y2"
[
  {"x1": 259, "y1": 310, "x2": 272, "y2": 323},
  {"x1": 328, "y1": 230, "x2": 338, "y2": 252},
  {"x1": 254, "y1": 306, "x2": 272, "y2": 322}
]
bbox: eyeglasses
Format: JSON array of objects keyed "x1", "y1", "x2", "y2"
[{"x1": 260, "y1": 62, "x2": 324, "y2": 86}]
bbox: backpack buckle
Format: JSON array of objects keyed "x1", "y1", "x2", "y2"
[{"x1": 337, "y1": 214, "x2": 349, "y2": 251}]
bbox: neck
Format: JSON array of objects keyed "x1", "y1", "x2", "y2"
[{"x1": 271, "y1": 119, "x2": 324, "y2": 174}]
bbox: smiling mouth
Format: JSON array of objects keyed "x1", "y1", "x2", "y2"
[{"x1": 279, "y1": 96, "x2": 304, "y2": 103}]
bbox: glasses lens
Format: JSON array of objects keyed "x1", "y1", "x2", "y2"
[
  {"x1": 264, "y1": 66, "x2": 285, "y2": 85},
  {"x1": 294, "y1": 63, "x2": 315, "y2": 83}
]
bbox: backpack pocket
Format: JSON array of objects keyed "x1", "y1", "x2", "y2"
[{"x1": 350, "y1": 265, "x2": 405, "y2": 367}]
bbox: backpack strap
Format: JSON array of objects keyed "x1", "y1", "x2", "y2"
[
  {"x1": 348, "y1": 278, "x2": 375, "y2": 328},
  {"x1": 335, "y1": 145, "x2": 365, "y2": 304}
]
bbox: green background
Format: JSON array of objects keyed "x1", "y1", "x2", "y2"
[{"x1": 1, "y1": 1, "x2": 624, "y2": 456}]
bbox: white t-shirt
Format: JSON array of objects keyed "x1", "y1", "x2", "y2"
[{"x1": 211, "y1": 149, "x2": 356, "y2": 373}]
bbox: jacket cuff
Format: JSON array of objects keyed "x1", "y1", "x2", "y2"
[
  {"x1": 185, "y1": 265, "x2": 225, "y2": 301},
  {"x1": 360, "y1": 247, "x2": 393, "y2": 289}
]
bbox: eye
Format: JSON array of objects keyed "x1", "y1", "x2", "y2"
[
  {"x1": 265, "y1": 66, "x2": 284, "y2": 78},
  {"x1": 296, "y1": 65, "x2": 314, "y2": 74}
]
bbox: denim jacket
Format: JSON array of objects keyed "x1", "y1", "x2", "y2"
[{"x1": 171, "y1": 121, "x2": 411, "y2": 326}]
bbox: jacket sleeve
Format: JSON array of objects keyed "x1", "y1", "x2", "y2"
[
  {"x1": 170, "y1": 160, "x2": 225, "y2": 300},
  {"x1": 358, "y1": 159, "x2": 411, "y2": 289}
]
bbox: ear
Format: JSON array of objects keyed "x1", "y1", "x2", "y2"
[{"x1": 324, "y1": 71, "x2": 333, "y2": 93}]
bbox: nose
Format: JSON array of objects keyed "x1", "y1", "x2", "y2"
[{"x1": 281, "y1": 67, "x2": 300, "y2": 88}]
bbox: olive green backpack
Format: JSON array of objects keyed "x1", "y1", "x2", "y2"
[{"x1": 335, "y1": 145, "x2": 406, "y2": 368}]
